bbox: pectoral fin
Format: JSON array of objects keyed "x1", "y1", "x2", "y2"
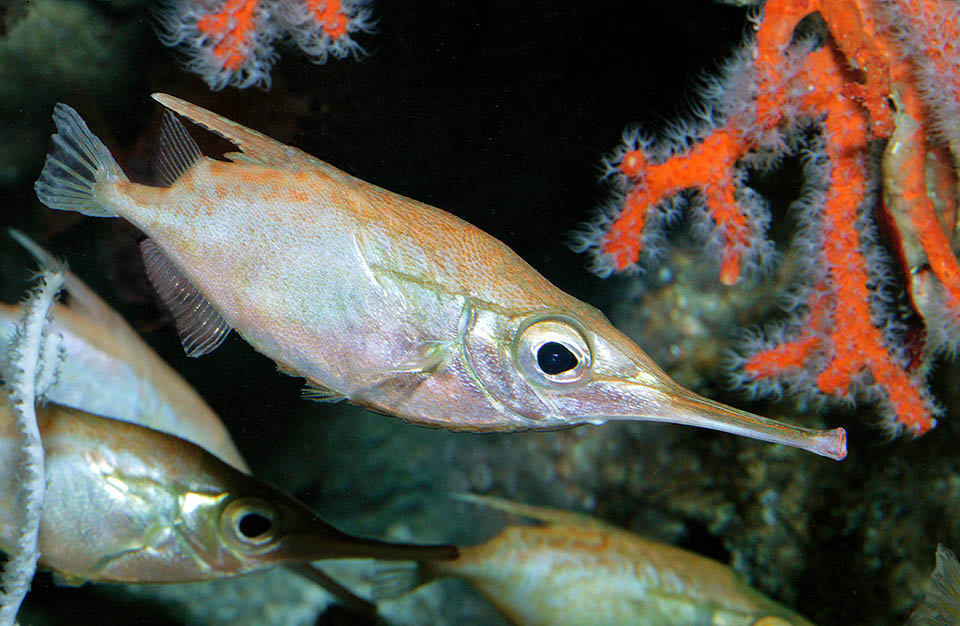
[
  {"x1": 300, "y1": 341, "x2": 453, "y2": 407},
  {"x1": 380, "y1": 341, "x2": 450, "y2": 375}
]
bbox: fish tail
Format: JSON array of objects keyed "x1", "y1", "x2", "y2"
[
  {"x1": 909, "y1": 544, "x2": 960, "y2": 625},
  {"x1": 34, "y1": 104, "x2": 126, "y2": 217},
  {"x1": 370, "y1": 562, "x2": 438, "y2": 600}
]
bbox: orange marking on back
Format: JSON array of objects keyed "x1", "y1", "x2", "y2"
[
  {"x1": 544, "y1": 526, "x2": 610, "y2": 553},
  {"x1": 283, "y1": 189, "x2": 311, "y2": 203},
  {"x1": 213, "y1": 183, "x2": 230, "y2": 202},
  {"x1": 259, "y1": 184, "x2": 283, "y2": 202},
  {"x1": 225, "y1": 168, "x2": 291, "y2": 203},
  {"x1": 238, "y1": 169, "x2": 282, "y2": 186}
]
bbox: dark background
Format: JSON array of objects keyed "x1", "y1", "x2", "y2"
[{"x1": 3, "y1": 2, "x2": 954, "y2": 625}]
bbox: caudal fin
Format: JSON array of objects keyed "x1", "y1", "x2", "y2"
[
  {"x1": 34, "y1": 104, "x2": 125, "y2": 217},
  {"x1": 910, "y1": 544, "x2": 960, "y2": 625},
  {"x1": 370, "y1": 563, "x2": 435, "y2": 600}
]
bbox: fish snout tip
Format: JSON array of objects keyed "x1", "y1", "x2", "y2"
[
  {"x1": 821, "y1": 426, "x2": 847, "y2": 461},
  {"x1": 834, "y1": 426, "x2": 847, "y2": 460}
]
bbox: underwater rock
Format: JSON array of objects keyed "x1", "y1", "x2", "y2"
[{"x1": 0, "y1": 0, "x2": 146, "y2": 187}]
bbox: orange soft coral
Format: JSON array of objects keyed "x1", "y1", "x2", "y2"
[
  {"x1": 578, "y1": 0, "x2": 960, "y2": 436},
  {"x1": 156, "y1": 0, "x2": 375, "y2": 90}
]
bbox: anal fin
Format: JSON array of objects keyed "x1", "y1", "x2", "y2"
[
  {"x1": 140, "y1": 238, "x2": 231, "y2": 357},
  {"x1": 52, "y1": 572, "x2": 89, "y2": 588},
  {"x1": 301, "y1": 379, "x2": 346, "y2": 403}
]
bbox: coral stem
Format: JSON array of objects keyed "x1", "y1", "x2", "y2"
[{"x1": 0, "y1": 265, "x2": 65, "y2": 625}]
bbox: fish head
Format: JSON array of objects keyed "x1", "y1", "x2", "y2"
[
  {"x1": 169, "y1": 470, "x2": 458, "y2": 578},
  {"x1": 74, "y1": 479, "x2": 329, "y2": 582},
  {"x1": 461, "y1": 304, "x2": 845, "y2": 459},
  {"x1": 35, "y1": 406, "x2": 454, "y2": 584},
  {"x1": 463, "y1": 304, "x2": 673, "y2": 427},
  {"x1": 41, "y1": 408, "x2": 344, "y2": 582},
  {"x1": 164, "y1": 473, "x2": 367, "y2": 579}
]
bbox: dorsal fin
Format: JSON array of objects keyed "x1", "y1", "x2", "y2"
[
  {"x1": 156, "y1": 111, "x2": 203, "y2": 187},
  {"x1": 140, "y1": 238, "x2": 232, "y2": 357},
  {"x1": 453, "y1": 493, "x2": 610, "y2": 528},
  {"x1": 151, "y1": 93, "x2": 317, "y2": 171}
]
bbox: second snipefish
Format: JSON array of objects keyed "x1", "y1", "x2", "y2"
[
  {"x1": 34, "y1": 95, "x2": 845, "y2": 459},
  {"x1": 0, "y1": 400, "x2": 457, "y2": 584},
  {"x1": 376, "y1": 494, "x2": 816, "y2": 626}
]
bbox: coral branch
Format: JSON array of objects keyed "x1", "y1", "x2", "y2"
[
  {"x1": 0, "y1": 264, "x2": 65, "y2": 625},
  {"x1": 157, "y1": 0, "x2": 277, "y2": 90},
  {"x1": 885, "y1": 0, "x2": 960, "y2": 157},
  {"x1": 278, "y1": 0, "x2": 375, "y2": 64},
  {"x1": 582, "y1": 0, "x2": 960, "y2": 436},
  {"x1": 156, "y1": 0, "x2": 374, "y2": 90},
  {"x1": 605, "y1": 130, "x2": 757, "y2": 284}
]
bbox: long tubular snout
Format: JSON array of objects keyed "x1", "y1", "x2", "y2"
[
  {"x1": 605, "y1": 381, "x2": 847, "y2": 460},
  {"x1": 281, "y1": 523, "x2": 461, "y2": 564}
]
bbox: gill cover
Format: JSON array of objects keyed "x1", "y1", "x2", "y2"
[{"x1": 463, "y1": 307, "x2": 598, "y2": 426}]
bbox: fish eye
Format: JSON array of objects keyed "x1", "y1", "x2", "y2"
[
  {"x1": 537, "y1": 341, "x2": 578, "y2": 375},
  {"x1": 514, "y1": 315, "x2": 591, "y2": 387},
  {"x1": 238, "y1": 512, "x2": 272, "y2": 539},
  {"x1": 221, "y1": 497, "x2": 279, "y2": 548}
]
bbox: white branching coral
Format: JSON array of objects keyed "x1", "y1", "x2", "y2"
[{"x1": 0, "y1": 260, "x2": 65, "y2": 626}]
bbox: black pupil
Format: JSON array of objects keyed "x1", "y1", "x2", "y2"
[
  {"x1": 537, "y1": 341, "x2": 578, "y2": 375},
  {"x1": 238, "y1": 512, "x2": 273, "y2": 538}
]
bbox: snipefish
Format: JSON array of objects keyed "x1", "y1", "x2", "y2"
[
  {"x1": 34, "y1": 94, "x2": 845, "y2": 459},
  {"x1": 0, "y1": 230, "x2": 247, "y2": 472},
  {"x1": 0, "y1": 400, "x2": 458, "y2": 584},
  {"x1": 376, "y1": 494, "x2": 817, "y2": 626}
]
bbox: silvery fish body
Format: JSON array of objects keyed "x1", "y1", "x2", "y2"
[
  {"x1": 0, "y1": 242, "x2": 246, "y2": 471},
  {"x1": 381, "y1": 496, "x2": 816, "y2": 626},
  {"x1": 0, "y1": 401, "x2": 457, "y2": 584},
  {"x1": 33, "y1": 95, "x2": 845, "y2": 459}
]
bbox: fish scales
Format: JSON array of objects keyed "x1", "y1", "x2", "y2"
[{"x1": 119, "y1": 158, "x2": 508, "y2": 424}]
